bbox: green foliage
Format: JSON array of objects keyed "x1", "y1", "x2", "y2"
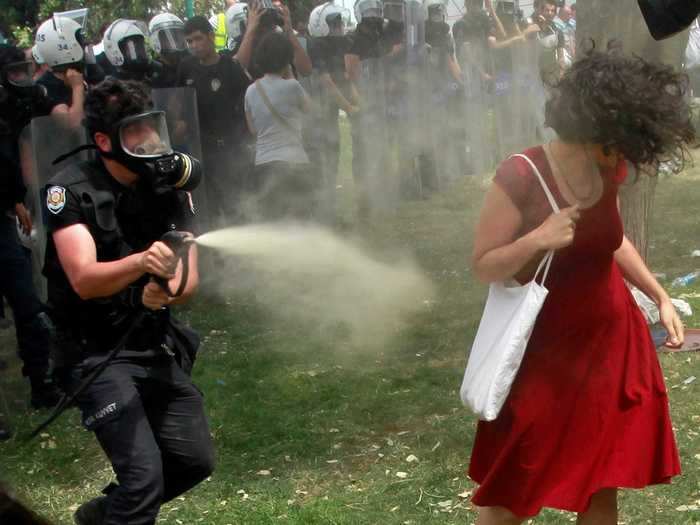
[{"x1": 2, "y1": 0, "x2": 316, "y2": 46}]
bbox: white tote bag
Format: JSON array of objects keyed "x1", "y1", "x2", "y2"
[{"x1": 460, "y1": 153, "x2": 560, "y2": 421}]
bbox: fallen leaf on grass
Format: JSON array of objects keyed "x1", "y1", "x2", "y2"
[{"x1": 396, "y1": 472, "x2": 408, "y2": 479}]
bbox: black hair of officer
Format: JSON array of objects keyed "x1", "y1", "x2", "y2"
[
  {"x1": 83, "y1": 77, "x2": 151, "y2": 139},
  {"x1": 183, "y1": 15, "x2": 213, "y2": 38}
]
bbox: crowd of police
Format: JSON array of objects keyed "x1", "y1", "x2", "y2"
[{"x1": 0, "y1": 0, "x2": 577, "y2": 523}]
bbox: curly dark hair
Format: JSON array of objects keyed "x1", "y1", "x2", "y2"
[
  {"x1": 84, "y1": 78, "x2": 152, "y2": 138},
  {"x1": 544, "y1": 46, "x2": 695, "y2": 170}
]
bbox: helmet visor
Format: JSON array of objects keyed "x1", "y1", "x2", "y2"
[
  {"x1": 119, "y1": 35, "x2": 149, "y2": 63},
  {"x1": 357, "y1": 0, "x2": 383, "y2": 19},
  {"x1": 3, "y1": 61, "x2": 35, "y2": 88},
  {"x1": 119, "y1": 111, "x2": 173, "y2": 158},
  {"x1": 158, "y1": 27, "x2": 186, "y2": 52}
]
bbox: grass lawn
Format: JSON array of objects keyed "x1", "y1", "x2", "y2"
[{"x1": 1, "y1": 134, "x2": 700, "y2": 524}]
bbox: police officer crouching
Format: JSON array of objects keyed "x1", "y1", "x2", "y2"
[{"x1": 42, "y1": 78, "x2": 214, "y2": 524}]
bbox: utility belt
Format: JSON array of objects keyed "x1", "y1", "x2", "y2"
[{"x1": 50, "y1": 284, "x2": 166, "y2": 360}]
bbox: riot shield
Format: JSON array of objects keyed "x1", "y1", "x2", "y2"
[
  {"x1": 458, "y1": 39, "x2": 492, "y2": 175},
  {"x1": 23, "y1": 115, "x2": 89, "y2": 300},
  {"x1": 351, "y1": 52, "x2": 392, "y2": 215},
  {"x1": 490, "y1": 34, "x2": 539, "y2": 162},
  {"x1": 384, "y1": 0, "x2": 436, "y2": 200},
  {"x1": 298, "y1": 36, "x2": 329, "y2": 221},
  {"x1": 151, "y1": 87, "x2": 211, "y2": 231}
]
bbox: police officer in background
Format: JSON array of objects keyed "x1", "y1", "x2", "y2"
[
  {"x1": 424, "y1": 0, "x2": 464, "y2": 181},
  {"x1": 34, "y1": 16, "x2": 87, "y2": 129},
  {"x1": 178, "y1": 15, "x2": 252, "y2": 227},
  {"x1": 148, "y1": 13, "x2": 189, "y2": 89},
  {"x1": 345, "y1": 0, "x2": 391, "y2": 217},
  {"x1": 0, "y1": 45, "x2": 61, "y2": 428},
  {"x1": 307, "y1": 2, "x2": 356, "y2": 222},
  {"x1": 42, "y1": 78, "x2": 213, "y2": 525},
  {"x1": 101, "y1": 19, "x2": 168, "y2": 86}
]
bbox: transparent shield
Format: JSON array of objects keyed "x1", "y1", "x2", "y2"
[
  {"x1": 458, "y1": 40, "x2": 492, "y2": 175},
  {"x1": 53, "y1": 8, "x2": 88, "y2": 29},
  {"x1": 150, "y1": 87, "x2": 208, "y2": 229},
  {"x1": 23, "y1": 115, "x2": 90, "y2": 300},
  {"x1": 158, "y1": 28, "x2": 187, "y2": 53},
  {"x1": 119, "y1": 35, "x2": 149, "y2": 63}
]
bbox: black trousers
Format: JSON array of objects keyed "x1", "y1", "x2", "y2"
[
  {"x1": 0, "y1": 214, "x2": 51, "y2": 378},
  {"x1": 71, "y1": 357, "x2": 215, "y2": 525},
  {"x1": 200, "y1": 139, "x2": 251, "y2": 229},
  {"x1": 250, "y1": 162, "x2": 316, "y2": 221}
]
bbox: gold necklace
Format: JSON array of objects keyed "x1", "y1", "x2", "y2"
[{"x1": 547, "y1": 142, "x2": 598, "y2": 203}]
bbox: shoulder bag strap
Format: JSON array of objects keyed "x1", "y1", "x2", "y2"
[
  {"x1": 255, "y1": 79, "x2": 298, "y2": 134},
  {"x1": 510, "y1": 153, "x2": 560, "y2": 286}
]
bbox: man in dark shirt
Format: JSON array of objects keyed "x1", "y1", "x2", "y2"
[
  {"x1": 0, "y1": 45, "x2": 60, "y2": 433},
  {"x1": 178, "y1": 16, "x2": 252, "y2": 227}
]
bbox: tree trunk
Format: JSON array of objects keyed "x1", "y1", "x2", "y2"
[{"x1": 576, "y1": 0, "x2": 689, "y2": 261}]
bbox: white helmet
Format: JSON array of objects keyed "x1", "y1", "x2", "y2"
[
  {"x1": 354, "y1": 0, "x2": 383, "y2": 23},
  {"x1": 35, "y1": 16, "x2": 85, "y2": 68},
  {"x1": 31, "y1": 45, "x2": 45, "y2": 65},
  {"x1": 225, "y1": 3, "x2": 249, "y2": 43},
  {"x1": 308, "y1": 2, "x2": 352, "y2": 37},
  {"x1": 424, "y1": 0, "x2": 447, "y2": 22},
  {"x1": 149, "y1": 13, "x2": 186, "y2": 55},
  {"x1": 102, "y1": 19, "x2": 150, "y2": 67}
]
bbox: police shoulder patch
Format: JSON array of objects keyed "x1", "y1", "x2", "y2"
[{"x1": 46, "y1": 186, "x2": 67, "y2": 215}]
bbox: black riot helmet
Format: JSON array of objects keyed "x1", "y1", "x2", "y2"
[
  {"x1": 638, "y1": 0, "x2": 700, "y2": 40},
  {"x1": 0, "y1": 44, "x2": 46, "y2": 102}
]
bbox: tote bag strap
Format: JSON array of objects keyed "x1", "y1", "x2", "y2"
[
  {"x1": 510, "y1": 153, "x2": 560, "y2": 214},
  {"x1": 510, "y1": 153, "x2": 559, "y2": 286},
  {"x1": 255, "y1": 79, "x2": 305, "y2": 147}
]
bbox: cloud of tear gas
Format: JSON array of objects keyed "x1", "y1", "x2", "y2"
[{"x1": 196, "y1": 223, "x2": 435, "y2": 348}]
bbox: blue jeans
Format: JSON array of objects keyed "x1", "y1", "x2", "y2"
[{"x1": 0, "y1": 214, "x2": 51, "y2": 377}]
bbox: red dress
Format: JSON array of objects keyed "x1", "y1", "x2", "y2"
[{"x1": 468, "y1": 146, "x2": 680, "y2": 517}]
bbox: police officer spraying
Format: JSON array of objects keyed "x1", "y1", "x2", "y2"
[{"x1": 42, "y1": 78, "x2": 213, "y2": 525}]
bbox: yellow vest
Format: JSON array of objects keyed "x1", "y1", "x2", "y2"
[{"x1": 215, "y1": 12, "x2": 228, "y2": 50}]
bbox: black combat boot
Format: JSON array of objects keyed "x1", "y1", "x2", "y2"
[
  {"x1": 29, "y1": 375, "x2": 62, "y2": 409},
  {"x1": 73, "y1": 495, "x2": 108, "y2": 525}
]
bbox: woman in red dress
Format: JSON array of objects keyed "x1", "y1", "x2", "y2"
[{"x1": 469, "y1": 49, "x2": 695, "y2": 523}]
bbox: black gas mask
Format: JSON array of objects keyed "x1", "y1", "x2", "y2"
[
  {"x1": 0, "y1": 60, "x2": 46, "y2": 103},
  {"x1": 0, "y1": 60, "x2": 47, "y2": 133},
  {"x1": 99, "y1": 111, "x2": 201, "y2": 195},
  {"x1": 638, "y1": 0, "x2": 700, "y2": 40},
  {"x1": 53, "y1": 110, "x2": 202, "y2": 197}
]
